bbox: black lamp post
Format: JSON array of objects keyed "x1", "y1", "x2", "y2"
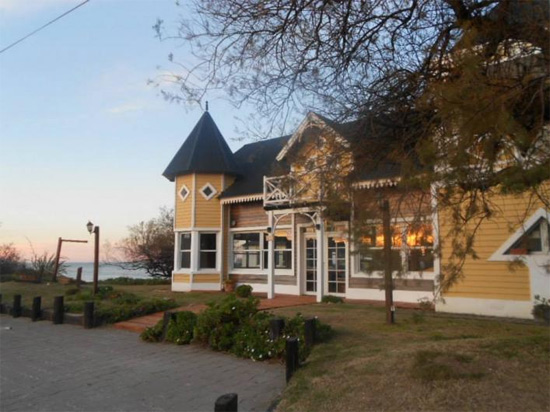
[{"x1": 86, "y1": 221, "x2": 100, "y2": 295}]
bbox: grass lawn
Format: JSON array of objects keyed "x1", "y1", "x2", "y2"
[
  {"x1": 0, "y1": 281, "x2": 226, "y2": 311},
  {"x1": 271, "y1": 303, "x2": 550, "y2": 412}
]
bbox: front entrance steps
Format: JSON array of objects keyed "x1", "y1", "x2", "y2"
[{"x1": 113, "y1": 294, "x2": 317, "y2": 334}]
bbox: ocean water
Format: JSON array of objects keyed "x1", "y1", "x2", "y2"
[{"x1": 62, "y1": 262, "x2": 153, "y2": 282}]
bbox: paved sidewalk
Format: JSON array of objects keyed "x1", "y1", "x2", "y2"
[{"x1": 0, "y1": 316, "x2": 284, "y2": 412}]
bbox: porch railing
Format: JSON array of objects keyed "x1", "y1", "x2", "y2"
[{"x1": 263, "y1": 175, "x2": 317, "y2": 207}]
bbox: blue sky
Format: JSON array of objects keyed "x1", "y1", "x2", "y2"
[{"x1": 0, "y1": 0, "x2": 253, "y2": 262}]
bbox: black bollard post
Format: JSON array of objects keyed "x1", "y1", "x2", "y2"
[
  {"x1": 269, "y1": 318, "x2": 285, "y2": 340},
  {"x1": 161, "y1": 311, "x2": 175, "y2": 342},
  {"x1": 53, "y1": 296, "x2": 64, "y2": 324},
  {"x1": 304, "y1": 317, "x2": 316, "y2": 348},
  {"x1": 286, "y1": 337, "x2": 299, "y2": 383},
  {"x1": 214, "y1": 393, "x2": 238, "y2": 412},
  {"x1": 31, "y1": 297, "x2": 42, "y2": 322},
  {"x1": 12, "y1": 294, "x2": 22, "y2": 318},
  {"x1": 83, "y1": 301, "x2": 95, "y2": 329}
]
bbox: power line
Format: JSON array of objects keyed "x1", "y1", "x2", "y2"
[{"x1": 0, "y1": 0, "x2": 91, "y2": 55}]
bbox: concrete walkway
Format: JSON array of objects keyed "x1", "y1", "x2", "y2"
[
  {"x1": 115, "y1": 294, "x2": 317, "y2": 334},
  {"x1": 0, "y1": 316, "x2": 284, "y2": 412}
]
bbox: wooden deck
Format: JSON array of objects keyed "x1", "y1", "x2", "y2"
[{"x1": 113, "y1": 294, "x2": 317, "y2": 334}]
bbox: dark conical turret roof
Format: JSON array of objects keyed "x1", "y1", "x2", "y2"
[{"x1": 163, "y1": 111, "x2": 240, "y2": 181}]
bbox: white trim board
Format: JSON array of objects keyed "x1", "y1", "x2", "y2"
[
  {"x1": 489, "y1": 207, "x2": 549, "y2": 261},
  {"x1": 436, "y1": 296, "x2": 532, "y2": 319}
]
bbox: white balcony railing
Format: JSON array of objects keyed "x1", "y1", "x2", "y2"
[{"x1": 263, "y1": 174, "x2": 317, "y2": 207}]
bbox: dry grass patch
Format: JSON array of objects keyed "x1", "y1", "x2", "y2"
[{"x1": 272, "y1": 304, "x2": 550, "y2": 412}]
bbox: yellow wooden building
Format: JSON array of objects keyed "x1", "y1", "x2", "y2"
[{"x1": 163, "y1": 110, "x2": 549, "y2": 319}]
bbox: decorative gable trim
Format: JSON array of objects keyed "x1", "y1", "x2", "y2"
[
  {"x1": 276, "y1": 112, "x2": 349, "y2": 161},
  {"x1": 489, "y1": 208, "x2": 550, "y2": 261},
  {"x1": 353, "y1": 178, "x2": 400, "y2": 190},
  {"x1": 220, "y1": 194, "x2": 263, "y2": 205}
]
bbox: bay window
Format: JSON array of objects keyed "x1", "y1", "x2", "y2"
[
  {"x1": 233, "y1": 233, "x2": 261, "y2": 268},
  {"x1": 180, "y1": 232, "x2": 191, "y2": 269},
  {"x1": 199, "y1": 233, "x2": 217, "y2": 269},
  {"x1": 231, "y1": 231, "x2": 292, "y2": 271}
]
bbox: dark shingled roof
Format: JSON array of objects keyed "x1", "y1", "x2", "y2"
[
  {"x1": 163, "y1": 111, "x2": 240, "y2": 181},
  {"x1": 220, "y1": 135, "x2": 290, "y2": 198}
]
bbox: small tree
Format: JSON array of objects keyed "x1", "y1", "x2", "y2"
[
  {"x1": 0, "y1": 243, "x2": 23, "y2": 275},
  {"x1": 114, "y1": 208, "x2": 174, "y2": 278}
]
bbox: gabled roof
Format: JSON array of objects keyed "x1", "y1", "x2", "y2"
[
  {"x1": 220, "y1": 135, "x2": 290, "y2": 198},
  {"x1": 163, "y1": 111, "x2": 240, "y2": 181},
  {"x1": 275, "y1": 111, "x2": 403, "y2": 183}
]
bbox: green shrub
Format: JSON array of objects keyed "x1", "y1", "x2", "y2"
[
  {"x1": 140, "y1": 319, "x2": 164, "y2": 342},
  {"x1": 166, "y1": 311, "x2": 198, "y2": 345},
  {"x1": 190, "y1": 294, "x2": 333, "y2": 362},
  {"x1": 232, "y1": 311, "x2": 279, "y2": 360},
  {"x1": 95, "y1": 298, "x2": 178, "y2": 325},
  {"x1": 321, "y1": 295, "x2": 344, "y2": 304},
  {"x1": 0, "y1": 273, "x2": 15, "y2": 282},
  {"x1": 235, "y1": 284, "x2": 253, "y2": 298},
  {"x1": 100, "y1": 277, "x2": 170, "y2": 286},
  {"x1": 532, "y1": 295, "x2": 550, "y2": 323},
  {"x1": 65, "y1": 287, "x2": 80, "y2": 296},
  {"x1": 64, "y1": 301, "x2": 86, "y2": 313},
  {"x1": 194, "y1": 294, "x2": 260, "y2": 351}
]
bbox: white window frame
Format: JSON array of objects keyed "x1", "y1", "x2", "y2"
[
  {"x1": 490, "y1": 208, "x2": 550, "y2": 261},
  {"x1": 229, "y1": 226, "x2": 293, "y2": 275},
  {"x1": 200, "y1": 182, "x2": 217, "y2": 201},
  {"x1": 198, "y1": 232, "x2": 218, "y2": 270},
  {"x1": 179, "y1": 184, "x2": 190, "y2": 202},
  {"x1": 351, "y1": 219, "x2": 436, "y2": 280},
  {"x1": 179, "y1": 232, "x2": 192, "y2": 270}
]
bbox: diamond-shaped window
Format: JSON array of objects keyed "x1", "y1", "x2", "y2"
[
  {"x1": 179, "y1": 184, "x2": 190, "y2": 202},
  {"x1": 200, "y1": 183, "x2": 217, "y2": 200}
]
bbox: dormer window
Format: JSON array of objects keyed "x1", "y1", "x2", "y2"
[
  {"x1": 179, "y1": 184, "x2": 190, "y2": 202},
  {"x1": 506, "y1": 218, "x2": 549, "y2": 255},
  {"x1": 200, "y1": 183, "x2": 217, "y2": 200}
]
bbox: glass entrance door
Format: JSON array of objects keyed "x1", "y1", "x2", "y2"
[
  {"x1": 305, "y1": 238, "x2": 317, "y2": 293},
  {"x1": 327, "y1": 237, "x2": 346, "y2": 294}
]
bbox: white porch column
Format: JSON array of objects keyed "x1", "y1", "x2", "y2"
[
  {"x1": 316, "y1": 217, "x2": 324, "y2": 303},
  {"x1": 267, "y1": 211, "x2": 275, "y2": 299}
]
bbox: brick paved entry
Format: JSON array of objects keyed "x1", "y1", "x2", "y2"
[{"x1": 0, "y1": 316, "x2": 284, "y2": 412}]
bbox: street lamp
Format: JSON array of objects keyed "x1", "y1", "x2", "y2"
[{"x1": 86, "y1": 221, "x2": 100, "y2": 295}]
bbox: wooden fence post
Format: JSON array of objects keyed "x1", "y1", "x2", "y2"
[
  {"x1": 53, "y1": 296, "x2": 64, "y2": 324},
  {"x1": 161, "y1": 311, "x2": 175, "y2": 342},
  {"x1": 304, "y1": 317, "x2": 316, "y2": 348},
  {"x1": 269, "y1": 318, "x2": 285, "y2": 340},
  {"x1": 12, "y1": 294, "x2": 22, "y2": 318},
  {"x1": 76, "y1": 267, "x2": 83, "y2": 289},
  {"x1": 286, "y1": 337, "x2": 299, "y2": 383},
  {"x1": 214, "y1": 393, "x2": 238, "y2": 412},
  {"x1": 83, "y1": 301, "x2": 94, "y2": 329},
  {"x1": 31, "y1": 296, "x2": 41, "y2": 322}
]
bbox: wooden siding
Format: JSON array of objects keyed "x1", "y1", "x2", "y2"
[
  {"x1": 349, "y1": 277, "x2": 434, "y2": 292},
  {"x1": 231, "y1": 202, "x2": 268, "y2": 227},
  {"x1": 230, "y1": 274, "x2": 297, "y2": 285},
  {"x1": 354, "y1": 188, "x2": 432, "y2": 219},
  {"x1": 173, "y1": 274, "x2": 190, "y2": 283},
  {"x1": 195, "y1": 173, "x2": 223, "y2": 227},
  {"x1": 440, "y1": 188, "x2": 549, "y2": 301},
  {"x1": 175, "y1": 175, "x2": 193, "y2": 229},
  {"x1": 194, "y1": 273, "x2": 220, "y2": 283}
]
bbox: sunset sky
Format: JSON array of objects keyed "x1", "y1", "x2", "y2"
[{"x1": 0, "y1": 0, "x2": 252, "y2": 263}]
